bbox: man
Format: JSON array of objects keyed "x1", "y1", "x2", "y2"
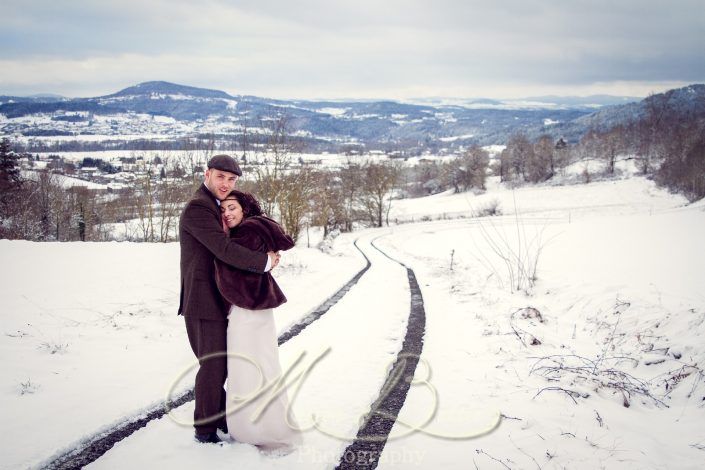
[{"x1": 179, "y1": 154, "x2": 280, "y2": 444}]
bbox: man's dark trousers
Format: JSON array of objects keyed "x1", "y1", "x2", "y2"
[{"x1": 185, "y1": 316, "x2": 228, "y2": 434}]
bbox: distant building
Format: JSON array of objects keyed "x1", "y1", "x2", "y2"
[
  {"x1": 79, "y1": 167, "x2": 99, "y2": 178},
  {"x1": 18, "y1": 156, "x2": 32, "y2": 169}
]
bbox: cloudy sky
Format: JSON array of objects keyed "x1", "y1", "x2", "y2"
[{"x1": 2, "y1": 0, "x2": 704, "y2": 100}]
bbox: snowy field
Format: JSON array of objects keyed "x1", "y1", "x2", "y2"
[
  {"x1": 390, "y1": 159, "x2": 669, "y2": 223},
  {"x1": 1, "y1": 174, "x2": 704, "y2": 469}
]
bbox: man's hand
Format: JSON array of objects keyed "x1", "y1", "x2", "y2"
[{"x1": 267, "y1": 251, "x2": 281, "y2": 271}]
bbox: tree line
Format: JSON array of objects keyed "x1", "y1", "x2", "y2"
[
  {"x1": 495, "y1": 92, "x2": 705, "y2": 200},
  {"x1": 0, "y1": 130, "x2": 407, "y2": 242}
]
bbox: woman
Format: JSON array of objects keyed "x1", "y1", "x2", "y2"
[{"x1": 215, "y1": 190, "x2": 302, "y2": 454}]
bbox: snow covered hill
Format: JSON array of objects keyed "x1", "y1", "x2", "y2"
[
  {"x1": 3, "y1": 82, "x2": 702, "y2": 151},
  {"x1": 0, "y1": 80, "x2": 649, "y2": 148},
  {"x1": 1, "y1": 175, "x2": 704, "y2": 469}
]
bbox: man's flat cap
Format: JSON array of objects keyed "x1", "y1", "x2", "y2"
[{"x1": 207, "y1": 154, "x2": 242, "y2": 176}]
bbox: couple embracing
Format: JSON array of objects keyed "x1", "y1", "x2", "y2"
[{"x1": 178, "y1": 154, "x2": 302, "y2": 453}]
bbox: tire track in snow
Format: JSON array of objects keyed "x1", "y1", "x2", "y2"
[
  {"x1": 335, "y1": 236, "x2": 426, "y2": 470},
  {"x1": 40, "y1": 240, "x2": 371, "y2": 470},
  {"x1": 278, "y1": 239, "x2": 371, "y2": 345}
]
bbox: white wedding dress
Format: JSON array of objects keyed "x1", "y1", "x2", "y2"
[{"x1": 226, "y1": 305, "x2": 303, "y2": 452}]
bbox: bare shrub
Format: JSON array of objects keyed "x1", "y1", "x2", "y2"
[
  {"x1": 19, "y1": 379, "x2": 40, "y2": 395},
  {"x1": 530, "y1": 354, "x2": 667, "y2": 408},
  {"x1": 472, "y1": 194, "x2": 548, "y2": 293},
  {"x1": 473, "y1": 198, "x2": 501, "y2": 217},
  {"x1": 38, "y1": 341, "x2": 69, "y2": 354}
]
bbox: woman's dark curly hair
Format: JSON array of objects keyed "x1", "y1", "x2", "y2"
[{"x1": 223, "y1": 190, "x2": 263, "y2": 218}]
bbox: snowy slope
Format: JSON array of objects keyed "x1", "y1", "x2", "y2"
[
  {"x1": 376, "y1": 209, "x2": 705, "y2": 469},
  {"x1": 0, "y1": 239, "x2": 363, "y2": 469}
]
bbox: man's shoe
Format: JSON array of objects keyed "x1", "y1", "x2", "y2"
[
  {"x1": 194, "y1": 432, "x2": 222, "y2": 444},
  {"x1": 218, "y1": 422, "x2": 228, "y2": 434}
]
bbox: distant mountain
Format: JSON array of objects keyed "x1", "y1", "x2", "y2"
[
  {"x1": 27, "y1": 93, "x2": 66, "y2": 101},
  {"x1": 106, "y1": 81, "x2": 234, "y2": 100},
  {"x1": 405, "y1": 95, "x2": 640, "y2": 110},
  {"x1": 521, "y1": 94, "x2": 641, "y2": 108},
  {"x1": 0, "y1": 94, "x2": 66, "y2": 103},
  {"x1": 93, "y1": 81, "x2": 241, "y2": 121},
  {"x1": 1, "y1": 81, "x2": 702, "y2": 151}
]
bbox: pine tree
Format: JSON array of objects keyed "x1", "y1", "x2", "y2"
[
  {"x1": 0, "y1": 137, "x2": 23, "y2": 208},
  {"x1": 0, "y1": 137, "x2": 21, "y2": 181}
]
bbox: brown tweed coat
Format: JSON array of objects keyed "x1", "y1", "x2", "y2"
[
  {"x1": 215, "y1": 216, "x2": 295, "y2": 310},
  {"x1": 178, "y1": 184, "x2": 267, "y2": 319}
]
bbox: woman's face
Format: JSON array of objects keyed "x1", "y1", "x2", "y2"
[{"x1": 221, "y1": 198, "x2": 244, "y2": 228}]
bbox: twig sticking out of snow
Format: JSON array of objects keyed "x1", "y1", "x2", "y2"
[
  {"x1": 510, "y1": 435, "x2": 543, "y2": 469},
  {"x1": 593, "y1": 297, "x2": 630, "y2": 374},
  {"x1": 534, "y1": 386, "x2": 584, "y2": 404},
  {"x1": 594, "y1": 409, "x2": 604, "y2": 427},
  {"x1": 500, "y1": 413, "x2": 523, "y2": 421},
  {"x1": 509, "y1": 307, "x2": 544, "y2": 348},
  {"x1": 655, "y1": 364, "x2": 704, "y2": 398},
  {"x1": 475, "y1": 449, "x2": 513, "y2": 469}
]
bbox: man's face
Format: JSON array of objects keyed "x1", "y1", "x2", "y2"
[{"x1": 204, "y1": 168, "x2": 238, "y2": 200}]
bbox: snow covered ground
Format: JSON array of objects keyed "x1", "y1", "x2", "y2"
[
  {"x1": 375, "y1": 209, "x2": 705, "y2": 469},
  {"x1": 0, "y1": 238, "x2": 364, "y2": 469},
  {"x1": 1, "y1": 174, "x2": 704, "y2": 469},
  {"x1": 390, "y1": 159, "x2": 669, "y2": 224},
  {"x1": 21, "y1": 170, "x2": 109, "y2": 190}
]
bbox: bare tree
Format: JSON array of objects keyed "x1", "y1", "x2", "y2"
[
  {"x1": 497, "y1": 147, "x2": 509, "y2": 182},
  {"x1": 252, "y1": 115, "x2": 299, "y2": 218},
  {"x1": 599, "y1": 126, "x2": 626, "y2": 175},
  {"x1": 134, "y1": 168, "x2": 156, "y2": 242},
  {"x1": 636, "y1": 92, "x2": 672, "y2": 174},
  {"x1": 309, "y1": 169, "x2": 346, "y2": 237},
  {"x1": 278, "y1": 166, "x2": 315, "y2": 241},
  {"x1": 338, "y1": 161, "x2": 364, "y2": 232},
  {"x1": 65, "y1": 187, "x2": 101, "y2": 241},
  {"x1": 553, "y1": 138, "x2": 571, "y2": 175},
  {"x1": 177, "y1": 136, "x2": 215, "y2": 191},
  {"x1": 358, "y1": 161, "x2": 401, "y2": 227},
  {"x1": 196, "y1": 134, "x2": 216, "y2": 173},
  {"x1": 440, "y1": 145, "x2": 490, "y2": 192},
  {"x1": 155, "y1": 176, "x2": 187, "y2": 242},
  {"x1": 530, "y1": 135, "x2": 555, "y2": 182},
  {"x1": 465, "y1": 145, "x2": 490, "y2": 189},
  {"x1": 501, "y1": 133, "x2": 534, "y2": 182},
  {"x1": 406, "y1": 160, "x2": 442, "y2": 196},
  {"x1": 653, "y1": 112, "x2": 705, "y2": 201},
  {"x1": 35, "y1": 171, "x2": 64, "y2": 240}
]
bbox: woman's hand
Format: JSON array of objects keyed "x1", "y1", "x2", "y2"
[{"x1": 267, "y1": 251, "x2": 281, "y2": 271}]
